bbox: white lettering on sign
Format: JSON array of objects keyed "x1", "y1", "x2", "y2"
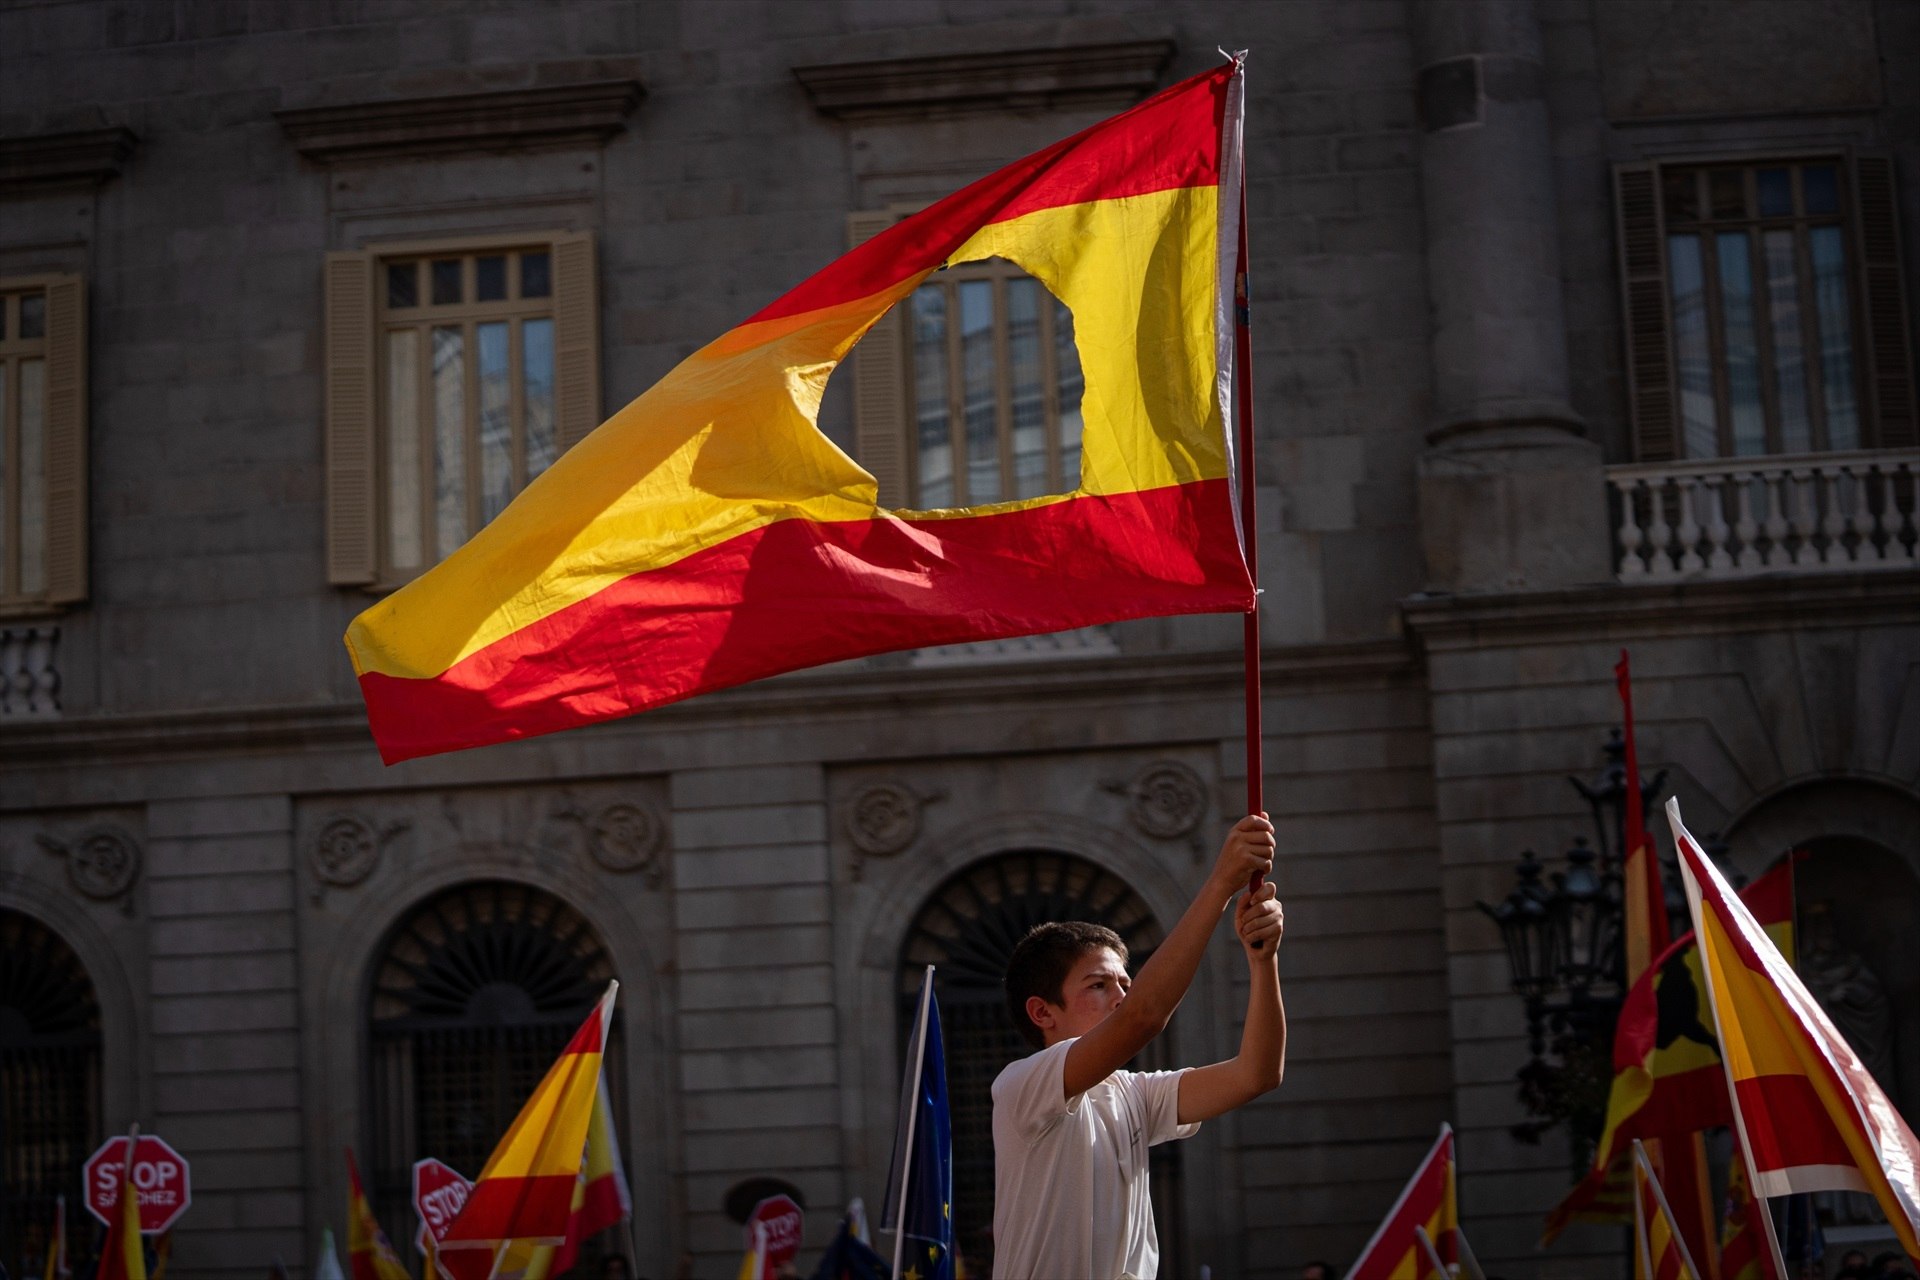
[
  {"x1": 422, "y1": 1182, "x2": 470, "y2": 1231},
  {"x1": 92, "y1": 1163, "x2": 184, "y2": 1206}
]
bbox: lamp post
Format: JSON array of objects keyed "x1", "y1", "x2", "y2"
[{"x1": 1478, "y1": 730, "x2": 1667, "y2": 1175}]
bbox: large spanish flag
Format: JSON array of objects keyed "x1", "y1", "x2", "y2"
[
  {"x1": 1669, "y1": 799, "x2": 1920, "y2": 1264},
  {"x1": 1346, "y1": 1125, "x2": 1457, "y2": 1280},
  {"x1": 442, "y1": 982, "x2": 619, "y2": 1250},
  {"x1": 346, "y1": 59, "x2": 1254, "y2": 763}
]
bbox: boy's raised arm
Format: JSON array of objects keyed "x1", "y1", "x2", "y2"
[
  {"x1": 1060, "y1": 814, "x2": 1275, "y2": 1099},
  {"x1": 1174, "y1": 882, "x2": 1287, "y2": 1123}
]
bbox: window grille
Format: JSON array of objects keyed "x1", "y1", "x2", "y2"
[
  {"x1": 0, "y1": 908, "x2": 101, "y2": 1278},
  {"x1": 898, "y1": 851, "x2": 1177, "y2": 1271},
  {"x1": 365, "y1": 881, "x2": 622, "y2": 1258}
]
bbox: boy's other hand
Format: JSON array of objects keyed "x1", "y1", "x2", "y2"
[
  {"x1": 1208, "y1": 813, "x2": 1275, "y2": 902},
  {"x1": 1236, "y1": 882, "x2": 1284, "y2": 960}
]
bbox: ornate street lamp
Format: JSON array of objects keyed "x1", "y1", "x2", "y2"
[{"x1": 1478, "y1": 730, "x2": 1667, "y2": 1173}]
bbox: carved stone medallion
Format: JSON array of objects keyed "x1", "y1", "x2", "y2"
[
  {"x1": 312, "y1": 815, "x2": 381, "y2": 888},
  {"x1": 37, "y1": 825, "x2": 142, "y2": 903},
  {"x1": 587, "y1": 803, "x2": 665, "y2": 884},
  {"x1": 847, "y1": 784, "x2": 926, "y2": 857},
  {"x1": 1106, "y1": 761, "x2": 1209, "y2": 840}
]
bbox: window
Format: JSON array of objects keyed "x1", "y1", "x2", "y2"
[
  {"x1": 905, "y1": 259, "x2": 1084, "y2": 507},
  {"x1": 899, "y1": 852, "x2": 1176, "y2": 1272},
  {"x1": 846, "y1": 212, "x2": 1087, "y2": 509},
  {"x1": 365, "y1": 881, "x2": 622, "y2": 1258},
  {"x1": 325, "y1": 234, "x2": 599, "y2": 586},
  {"x1": 0, "y1": 278, "x2": 86, "y2": 610},
  {"x1": 1614, "y1": 155, "x2": 1916, "y2": 462},
  {"x1": 1, "y1": 908, "x2": 102, "y2": 1277}
]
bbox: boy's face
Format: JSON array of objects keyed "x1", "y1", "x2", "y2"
[{"x1": 1028, "y1": 946, "x2": 1130, "y2": 1046}]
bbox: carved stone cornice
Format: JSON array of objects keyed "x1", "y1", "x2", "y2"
[
  {"x1": 274, "y1": 79, "x2": 644, "y2": 164},
  {"x1": 793, "y1": 39, "x2": 1174, "y2": 121},
  {"x1": 0, "y1": 127, "x2": 137, "y2": 193}
]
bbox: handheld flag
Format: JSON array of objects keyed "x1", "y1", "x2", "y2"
[
  {"x1": 346, "y1": 1149, "x2": 411, "y2": 1280},
  {"x1": 346, "y1": 60, "x2": 1254, "y2": 763},
  {"x1": 315, "y1": 1226, "x2": 348, "y2": 1280},
  {"x1": 97, "y1": 1127, "x2": 147, "y2": 1280},
  {"x1": 1616, "y1": 651, "x2": 1669, "y2": 981},
  {"x1": 442, "y1": 981, "x2": 619, "y2": 1250},
  {"x1": 548, "y1": 1072, "x2": 633, "y2": 1275},
  {"x1": 1632, "y1": 1141, "x2": 1703, "y2": 1280},
  {"x1": 1543, "y1": 858, "x2": 1795, "y2": 1243},
  {"x1": 884, "y1": 966, "x2": 954, "y2": 1280},
  {"x1": 1669, "y1": 798, "x2": 1920, "y2": 1265},
  {"x1": 1345, "y1": 1124, "x2": 1457, "y2": 1280},
  {"x1": 41, "y1": 1193, "x2": 69, "y2": 1280}
]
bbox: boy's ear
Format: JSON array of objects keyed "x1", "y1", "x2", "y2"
[{"x1": 1025, "y1": 994, "x2": 1056, "y2": 1033}]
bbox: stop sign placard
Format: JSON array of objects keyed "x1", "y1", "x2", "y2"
[
  {"x1": 412, "y1": 1159, "x2": 491, "y2": 1280},
  {"x1": 744, "y1": 1195, "x2": 804, "y2": 1278},
  {"x1": 84, "y1": 1135, "x2": 191, "y2": 1234}
]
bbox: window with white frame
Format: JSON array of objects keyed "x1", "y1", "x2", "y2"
[{"x1": 0, "y1": 277, "x2": 86, "y2": 610}]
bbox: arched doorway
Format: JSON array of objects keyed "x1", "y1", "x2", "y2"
[
  {"x1": 0, "y1": 908, "x2": 102, "y2": 1277},
  {"x1": 364, "y1": 881, "x2": 621, "y2": 1252},
  {"x1": 898, "y1": 851, "x2": 1174, "y2": 1270}
]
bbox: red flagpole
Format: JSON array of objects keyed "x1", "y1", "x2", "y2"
[{"x1": 1236, "y1": 143, "x2": 1265, "y2": 902}]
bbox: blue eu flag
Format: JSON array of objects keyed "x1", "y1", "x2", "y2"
[{"x1": 883, "y1": 966, "x2": 954, "y2": 1280}]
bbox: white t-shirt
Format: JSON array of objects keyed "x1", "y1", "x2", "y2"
[{"x1": 991, "y1": 1037, "x2": 1199, "y2": 1279}]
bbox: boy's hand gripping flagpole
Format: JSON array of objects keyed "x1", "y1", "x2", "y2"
[{"x1": 1230, "y1": 54, "x2": 1269, "y2": 926}]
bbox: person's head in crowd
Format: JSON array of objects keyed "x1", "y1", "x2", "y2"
[
  {"x1": 601, "y1": 1257, "x2": 633, "y2": 1280},
  {"x1": 1870, "y1": 1253, "x2": 1906, "y2": 1279},
  {"x1": 1837, "y1": 1251, "x2": 1871, "y2": 1278},
  {"x1": 1302, "y1": 1262, "x2": 1336, "y2": 1280}
]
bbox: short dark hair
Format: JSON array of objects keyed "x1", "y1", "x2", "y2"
[{"x1": 1003, "y1": 921, "x2": 1127, "y2": 1050}]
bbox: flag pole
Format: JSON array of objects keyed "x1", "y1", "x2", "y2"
[
  {"x1": 1230, "y1": 55, "x2": 1267, "y2": 914},
  {"x1": 1454, "y1": 1227, "x2": 1489, "y2": 1280},
  {"x1": 1413, "y1": 1225, "x2": 1451, "y2": 1280},
  {"x1": 891, "y1": 967, "x2": 934, "y2": 1280},
  {"x1": 1634, "y1": 1141, "x2": 1706, "y2": 1280}
]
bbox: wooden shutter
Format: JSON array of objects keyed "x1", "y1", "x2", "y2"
[
  {"x1": 42, "y1": 275, "x2": 87, "y2": 604},
  {"x1": 552, "y1": 230, "x2": 601, "y2": 453},
  {"x1": 324, "y1": 250, "x2": 377, "y2": 585},
  {"x1": 847, "y1": 211, "x2": 910, "y2": 506},
  {"x1": 1852, "y1": 153, "x2": 1917, "y2": 448},
  {"x1": 1615, "y1": 163, "x2": 1680, "y2": 461}
]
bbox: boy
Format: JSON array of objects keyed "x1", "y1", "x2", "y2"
[{"x1": 992, "y1": 814, "x2": 1285, "y2": 1278}]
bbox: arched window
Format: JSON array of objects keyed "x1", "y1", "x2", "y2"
[
  {"x1": 365, "y1": 881, "x2": 620, "y2": 1248},
  {"x1": 1, "y1": 908, "x2": 102, "y2": 1277},
  {"x1": 899, "y1": 852, "x2": 1176, "y2": 1270}
]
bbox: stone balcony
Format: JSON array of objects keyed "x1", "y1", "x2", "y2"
[{"x1": 1608, "y1": 449, "x2": 1920, "y2": 581}]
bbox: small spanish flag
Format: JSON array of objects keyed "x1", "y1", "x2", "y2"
[
  {"x1": 345, "y1": 1149, "x2": 411, "y2": 1280},
  {"x1": 549, "y1": 1072, "x2": 633, "y2": 1274},
  {"x1": 1346, "y1": 1125, "x2": 1457, "y2": 1280},
  {"x1": 442, "y1": 982, "x2": 619, "y2": 1251},
  {"x1": 96, "y1": 1130, "x2": 145, "y2": 1280},
  {"x1": 1670, "y1": 799, "x2": 1920, "y2": 1265},
  {"x1": 347, "y1": 60, "x2": 1254, "y2": 763}
]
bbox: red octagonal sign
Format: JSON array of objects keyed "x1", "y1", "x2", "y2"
[{"x1": 84, "y1": 1135, "x2": 192, "y2": 1234}]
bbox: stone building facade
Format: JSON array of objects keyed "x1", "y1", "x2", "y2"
[{"x1": 0, "y1": 1, "x2": 1916, "y2": 1278}]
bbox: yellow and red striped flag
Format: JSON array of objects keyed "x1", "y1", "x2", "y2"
[
  {"x1": 1347, "y1": 1125, "x2": 1457, "y2": 1280},
  {"x1": 346, "y1": 1148, "x2": 411, "y2": 1280},
  {"x1": 1669, "y1": 799, "x2": 1920, "y2": 1265},
  {"x1": 1542, "y1": 858, "x2": 1795, "y2": 1245},
  {"x1": 549, "y1": 1073, "x2": 632, "y2": 1274},
  {"x1": 96, "y1": 1130, "x2": 146, "y2": 1280},
  {"x1": 1632, "y1": 1140, "x2": 1703, "y2": 1280},
  {"x1": 442, "y1": 982, "x2": 619, "y2": 1251},
  {"x1": 346, "y1": 60, "x2": 1254, "y2": 763}
]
